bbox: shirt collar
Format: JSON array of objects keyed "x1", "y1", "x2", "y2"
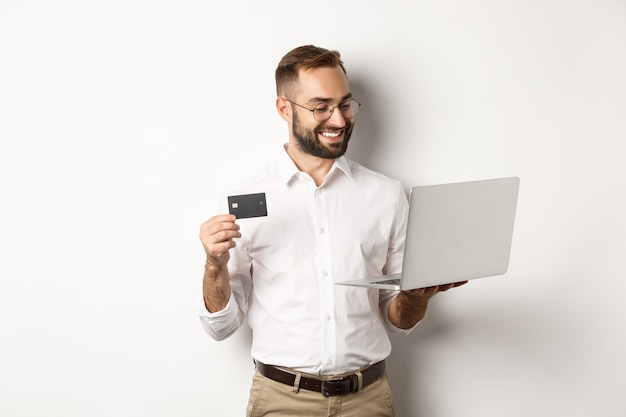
[
  {"x1": 276, "y1": 144, "x2": 354, "y2": 185},
  {"x1": 276, "y1": 145, "x2": 300, "y2": 184},
  {"x1": 332, "y1": 155, "x2": 353, "y2": 180}
]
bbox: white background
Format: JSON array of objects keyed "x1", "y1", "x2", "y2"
[{"x1": 1, "y1": 1, "x2": 625, "y2": 416}]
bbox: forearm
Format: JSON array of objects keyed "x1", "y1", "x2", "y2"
[
  {"x1": 387, "y1": 292, "x2": 429, "y2": 329},
  {"x1": 203, "y1": 261, "x2": 231, "y2": 313}
]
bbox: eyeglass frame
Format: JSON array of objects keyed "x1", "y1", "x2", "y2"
[{"x1": 284, "y1": 98, "x2": 361, "y2": 122}]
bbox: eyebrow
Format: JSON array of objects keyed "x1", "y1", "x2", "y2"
[{"x1": 307, "y1": 93, "x2": 353, "y2": 104}]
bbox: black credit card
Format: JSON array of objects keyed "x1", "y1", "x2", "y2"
[{"x1": 227, "y1": 193, "x2": 267, "y2": 219}]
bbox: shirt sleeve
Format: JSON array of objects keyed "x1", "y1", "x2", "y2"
[
  {"x1": 379, "y1": 181, "x2": 417, "y2": 334},
  {"x1": 196, "y1": 240, "x2": 254, "y2": 340},
  {"x1": 197, "y1": 291, "x2": 244, "y2": 341},
  {"x1": 379, "y1": 293, "x2": 419, "y2": 334},
  {"x1": 196, "y1": 193, "x2": 254, "y2": 341}
]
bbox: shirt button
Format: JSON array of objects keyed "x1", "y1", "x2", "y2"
[
  {"x1": 322, "y1": 270, "x2": 328, "y2": 277},
  {"x1": 327, "y1": 359, "x2": 333, "y2": 366},
  {"x1": 325, "y1": 314, "x2": 331, "y2": 321},
  {"x1": 320, "y1": 228, "x2": 325, "y2": 234}
]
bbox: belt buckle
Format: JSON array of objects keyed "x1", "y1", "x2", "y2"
[
  {"x1": 321, "y1": 380, "x2": 334, "y2": 397},
  {"x1": 320, "y1": 377, "x2": 352, "y2": 397}
]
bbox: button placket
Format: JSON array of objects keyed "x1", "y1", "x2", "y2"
[{"x1": 313, "y1": 187, "x2": 336, "y2": 373}]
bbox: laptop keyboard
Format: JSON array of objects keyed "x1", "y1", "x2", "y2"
[{"x1": 372, "y1": 278, "x2": 401, "y2": 285}]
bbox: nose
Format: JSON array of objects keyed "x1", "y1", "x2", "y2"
[{"x1": 326, "y1": 106, "x2": 347, "y2": 127}]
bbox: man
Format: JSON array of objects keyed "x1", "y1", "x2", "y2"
[{"x1": 198, "y1": 45, "x2": 466, "y2": 417}]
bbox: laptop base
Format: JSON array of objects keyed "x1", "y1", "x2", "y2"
[{"x1": 335, "y1": 274, "x2": 402, "y2": 290}]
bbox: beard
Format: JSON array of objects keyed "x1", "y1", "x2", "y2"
[{"x1": 292, "y1": 110, "x2": 353, "y2": 159}]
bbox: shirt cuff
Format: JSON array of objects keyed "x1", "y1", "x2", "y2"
[
  {"x1": 196, "y1": 291, "x2": 244, "y2": 341},
  {"x1": 197, "y1": 291, "x2": 235, "y2": 317}
]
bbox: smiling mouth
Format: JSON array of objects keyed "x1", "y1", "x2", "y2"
[{"x1": 319, "y1": 129, "x2": 343, "y2": 139}]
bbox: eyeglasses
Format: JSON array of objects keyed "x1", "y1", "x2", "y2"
[{"x1": 285, "y1": 98, "x2": 361, "y2": 122}]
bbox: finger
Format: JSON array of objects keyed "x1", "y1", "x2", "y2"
[
  {"x1": 201, "y1": 214, "x2": 238, "y2": 232},
  {"x1": 208, "y1": 214, "x2": 237, "y2": 223},
  {"x1": 403, "y1": 286, "x2": 436, "y2": 297},
  {"x1": 201, "y1": 227, "x2": 241, "y2": 247},
  {"x1": 434, "y1": 281, "x2": 468, "y2": 293},
  {"x1": 403, "y1": 288, "x2": 426, "y2": 296},
  {"x1": 200, "y1": 216, "x2": 240, "y2": 239},
  {"x1": 437, "y1": 284, "x2": 454, "y2": 292},
  {"x1": 425, "y1": 285, "x2": 441, "y2": 295}
]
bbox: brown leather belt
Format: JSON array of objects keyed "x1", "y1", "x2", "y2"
[{"x1": 255, "y1": 360, "x2": 385, "y2": 397}]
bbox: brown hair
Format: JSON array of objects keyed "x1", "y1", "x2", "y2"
[{"x1": 275, "y1": 45, "x2": 346, "y2": 98}]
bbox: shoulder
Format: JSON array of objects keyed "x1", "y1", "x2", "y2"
[{"x1": 343, "y1": 157, "x2": 404, "y2": 190}]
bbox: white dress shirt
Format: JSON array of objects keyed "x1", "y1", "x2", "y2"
[{"x1": 198, "y1": 145, "x2": 412, "y2": 375}]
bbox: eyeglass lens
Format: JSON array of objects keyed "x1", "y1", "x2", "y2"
[{"x1": 313, "y1": 99, "x2": 360, "y2": 121}]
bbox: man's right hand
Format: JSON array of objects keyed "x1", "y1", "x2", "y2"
[
  {"x1": 199, "y1": 214, "x2": 241, "y2": 267},
  {"x1": 199, "y1": 214, "x2": 241, "y2": 312}
]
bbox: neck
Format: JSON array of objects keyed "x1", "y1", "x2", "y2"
[{"x1": 285, "y1": 143, "x2": 335, "y2": 187}]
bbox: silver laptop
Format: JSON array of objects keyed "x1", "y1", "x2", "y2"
[{"x1": 336, "y1": 177, "x2": 520, "y2": 290}]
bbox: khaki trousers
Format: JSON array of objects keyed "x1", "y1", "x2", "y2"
[{"x1": 246, "y1": 370, "x2": 395, "y2": 417}]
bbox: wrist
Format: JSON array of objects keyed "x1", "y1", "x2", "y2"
[
  {"x1": 205, "y1": 257, "x2": 227, "y2": 273},
  {"x1": 388, "y1": 292, "x2": 429, "y2": 329}
]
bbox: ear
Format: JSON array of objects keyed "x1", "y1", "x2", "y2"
[{"x1": 276, "y1": 97, "x2": 291, "y2": 122}]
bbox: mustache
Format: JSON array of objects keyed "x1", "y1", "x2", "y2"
[{"x1": 316, "y1": 121, "x2": 351, "y2": 132}]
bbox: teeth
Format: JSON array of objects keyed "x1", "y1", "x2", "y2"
[{"x1": 321, "y1": 131, "x2": 341, "y2": 138}]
